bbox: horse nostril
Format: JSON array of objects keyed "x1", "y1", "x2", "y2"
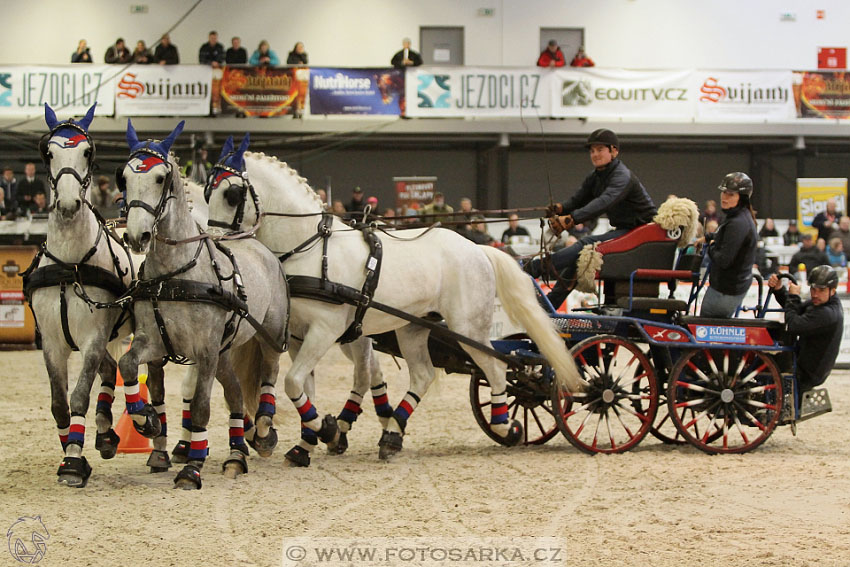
[
  {"x1": 140, "y1": 232, "x2": 152, "y2": 247},
  {"x1": 123, "y1": 233, "x2": 130, "y2": 245},
  {"x1": 75, "y1": 199, "x2": 81, "y2": 211}
]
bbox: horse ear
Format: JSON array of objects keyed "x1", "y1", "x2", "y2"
[
  {"x1": 160, "y1": 120, "x2": 185, "y2": 154},
  {"x1": 79, "y1": 102, "x2": 97, "y2": 130},
  {"x1": 44, "y1": 103, "x2": 58, "y2": 130},
  {"x1": 217, "y1": 136, "x2": 234, "y2": 163},
  {"x1": 234, "y1": 133, "x2": 250, "y2": 166},
  {"x1": 126, "y1": 118, "x2": 139, "y2": 149}
]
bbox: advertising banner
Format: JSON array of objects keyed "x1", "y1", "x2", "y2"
[
  {"x1": 793, "y1": 71, "x2": 850, "y2": 119},
  {"x1": 220, "y1": 66, "x2": 308, "y2": 117},
  {"x1": 309, "y1": 68, "x2": 404, "y2": 115},
  {"x1": 0, "y1": 65, "x2": 115, "y2": 117},
  {"x1": 796, "y1": 178, "x2": 848, "y2": 235},
  {"x1": 695, "y1": 71, "x2": 795, "y2": 120},
  {"x1": 550, "y1": 68, "x2": 693, "y2": 118},
  {"x1": 393, "y1": 176, "x2": 437, "y2": 213},
  {"x1": 405, "y1": 67, "x2": 551, "y2": 117},
  {"x1": 114, "y1": 64, "x2": 212, "y2": 116}
]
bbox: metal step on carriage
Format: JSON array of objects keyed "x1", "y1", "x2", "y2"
[{"x1": 373, "y1": 219, "x2": 833, "y2": 455}]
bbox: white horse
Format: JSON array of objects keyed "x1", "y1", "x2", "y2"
[
  {"x1": 23, "y1": 103, "x2": 163, "y2": 487},
  {"x1": 206, "y1": 146, "x2": 585, "y2": 464},
  {"x1": 116, "y1": 120, "x2": 289, "y2": 489}
]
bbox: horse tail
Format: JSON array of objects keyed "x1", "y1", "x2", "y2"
[
  {"x1": 478, "y1": 245, "x2": 585, "y2": 392},
  {"x1": 231, "y1": 337, "x2": 265, "y2": 417}
]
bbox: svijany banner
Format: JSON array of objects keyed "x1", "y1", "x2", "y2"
[
  {"x1": 405, "y1": 67, "x2": 551, "y2": 117},
  {"x1": 309, "y1": 68, "x2": 404, "y2": 115},
  {"x1": 550, "y1": 68, "x2": 693, "y2": 119},
  {"x1": 0, "y1": 65, "x2": 115, "y2": 117},
  {"x1": 114, "y1": 65, "x2": 212, "y2": 116},
  {"x1": 695, "y1": 70, "x2": 795, "y2": 120}
]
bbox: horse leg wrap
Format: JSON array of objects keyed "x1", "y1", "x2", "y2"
[
  {"x1": 292, "y1": 393, "x2": 323, "y2": 446},
  {"x1": 228, "y1": 413, "x2": 251, "y2": 456},
  {"x1": 57, "y1": 424, "x2": 70, "y2": 453},
  {"x1": 174, "y1": 463, "x2": 202, "y2": 490},
  {"x1": 180, "y1": 398, "x2": 192, "y2": 442},
  {"x1": 285, "y1": 445, "x2": 311, "y2": 467},
  {"x1": 95, "y1": 429, "x2": 120, "y2": 460},
  {"x1": 95, "y1": 383, "x2": 115, "y2": 424},
  {"x1": 147, "y1": 450, "x2": 172, "y2": 473},
  {"x1": 57, "y1": 456, "x2": 92, "y2": 488},
  {"x1": 243, "y1": 415, "x2": 256, "y2": 442},
  {"x1": 258, "y1": 384, "x2": 276, "y2": 417},
  {"x1": 490, "y1": 391, "x2": 509, "y2": 426},
  {"x1": 125, "y1": 381, "x2": 161, "y2": 438},
  {"x1": 67, "y1": 414, "x2": 86, "y2": 449},
  {"x1": 153, "y1": 402, "x2": 167, "y2": 439},
  {"x1": 371, "y1": 383, "x2": 394, "y2": 427},
  {"x1": 389, "y1": 392, "x2": 420, "y2": 434},
  {"x1": 187, "y1": 428, "x2": 209, "y2": 463},
  {"x1": 338, "y1": 392, "x2": 363, "y2": 428}
]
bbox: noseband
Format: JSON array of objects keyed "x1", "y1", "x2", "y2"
[
  {"x1": 204, "y1": 159, "x2": 262, "y2": 233},
  {"x1": 39, "y1": 120, "x2": 96, "y2": 208}
]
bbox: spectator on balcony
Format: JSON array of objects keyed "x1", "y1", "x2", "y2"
[
  {"x1": 1, "y1": 166, "x2": 17, "y2": 210},
  {"x1": 250, "y1": 40, "x2": 280, "y2": 66},
  {"x1": 131, "y1": 40, "x2": 152, "y2": 64},
  {"x1": 287, "y1": 42, "x2": 309, "y2": 65},
  {"x1": 391, "y1": 38, "x2": 422, "y2": 69},
  {"x1": 104, "y1": 38, "x2": 131, "y2": 64},
  {"x1": 226, "y1": 36, "x2": 247, "y2": 65},
  {"x1": 71, "y1": 39, "x2": 93, "y2": 63},
  {"x1": 570, "y1": 46, "x2": 595, "y2": 67},
  {"x1": 537, "y1": 40, "x2": 565, "y2": 68},
  {"x1": 783, "y1": 219, "x2": 802, "y2": 246},
  {"x1": 153, "y1": 34, "x2": 180, "y2": 65},
  {"x1": 17, "y1": 163, "x2": 46, "y2": 212},
  {"x1": 199, "y1": 31, "x2": 225, "y2": 68}
]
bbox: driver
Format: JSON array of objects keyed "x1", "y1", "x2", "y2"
[
  {"x1": 767, "y1": 265, "x2": 843, "y2": 402},
  {"x1": 524, "y1": 129, "x2": 657, "y2": 309}
]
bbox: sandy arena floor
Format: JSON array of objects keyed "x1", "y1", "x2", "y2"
[{"x1": 1, "y1": 346, "x2": 849, "y2": 567}]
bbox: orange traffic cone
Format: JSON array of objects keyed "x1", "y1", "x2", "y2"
[
  {"x1": 116, "y1": 374, "x2": 152, "y2": 454},
  {"x1": 115, "y1": 365, "x2": 124, "y2": 387}
]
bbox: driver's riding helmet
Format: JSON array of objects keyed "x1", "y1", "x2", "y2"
[
  {"x1": 585, "y1": 128, "x2": 619, "y2": 149},
  {"x1": 718, "y1": 172, "x2": 753, "y2": 197},
  {"x1": 808, "y1": 265, "x2": 839, "y2": 289}
]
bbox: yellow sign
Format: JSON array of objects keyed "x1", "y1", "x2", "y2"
[{"x1": 797, "y1": 178, "x2": 847, "y2": 237}]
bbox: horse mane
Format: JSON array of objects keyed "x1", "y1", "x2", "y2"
[{"x1": 245, "y1": 150, "x2": 323, "y2": 208}]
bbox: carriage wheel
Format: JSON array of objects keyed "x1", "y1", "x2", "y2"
[
  {"x1": 552, "y1": 335, "x2": 658, "y2": 454},
  {"x1": 469, "y1": 366, "x2": 559, "y2": 446},
  {"x1": 666, "y1": 348, "x2": 782, "y2": 454},
  {"x1": 650, "y1": 393, "x2": 692, "y2": 444}
]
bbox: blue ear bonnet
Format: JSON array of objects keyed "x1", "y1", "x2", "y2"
[
  {"x1": 43, "y1": 102, "x2": 96, "y2": 144},
  {"x1": 126, "y1": 119, "x2": 185, "y2": 157},
  {"x1": 215, "y1": 133, "x2": 250, "y2": 172}
]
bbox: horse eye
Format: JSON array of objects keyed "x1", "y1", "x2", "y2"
[
  {"x1": 155, "y1": 175, "x2": 164, "y2": 184},
  {"x1": 83, "y1": 148, "x2": 91, "y2": 158}
]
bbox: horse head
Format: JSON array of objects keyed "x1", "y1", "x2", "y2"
[
  {"x1": 205, "y1": 133, "x2": 257, "y2": 232},
  {"x1": 119, "y1": 119, "x2": 184, "y2": 253},
  {"x1": 41, "y1": 102, "x2": 97, "y2": 220}
]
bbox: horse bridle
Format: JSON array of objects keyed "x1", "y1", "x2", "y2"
[
  {"x1": 204, "y1": 158, "x2": 262, "y2": 233},
  {"x1": 116, "y1": 145, "x2": 175, "y2": 233},
  {"x1": 39, "y1": 120, "x2": 96, "y2": 207}
]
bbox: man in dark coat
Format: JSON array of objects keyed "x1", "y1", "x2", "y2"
[
  {"x1": 154, "y1": 34, "x2": 180, "y2": 65},
  {"x1": 199, "y1": 31, "x2": 225, "y2": 68},
  {"x1": 391, "y1": 38, "x2": 422, "y2": 69},
  {"x1": 789, "y1": 233, "x2": 829, "y2": 275}
]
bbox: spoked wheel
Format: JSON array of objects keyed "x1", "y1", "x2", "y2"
[
  {"x1": 650, "y1": 392, "x2": 692, "y2": 444},
  {"x1": 469, "y1": 366, "x2": 559, "y2": 446},
  {"x1": 552, "y1": 335, "x2": 658, "y2": 454},
  {"x1": 666, "y1": 348, "x2": 782, "y2": 454}
]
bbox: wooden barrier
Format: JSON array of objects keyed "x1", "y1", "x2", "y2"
[{"x1": 0, "y1": 246, "x2": 38, "y2": 348}]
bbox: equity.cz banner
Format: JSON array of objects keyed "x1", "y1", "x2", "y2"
[
  {"x1": 0, "y1": 65, "x2": 115, "y2": 117},
  {"x1": 114, "y1": 64, "x2": 212, "y2": 116},
  {"x1": 309, "y1": 68, "x2": 404, "y2": 115},
  {"x1": 405, "y1": 67, "x2": 551, "y2": 117},
  {"x1": 220, "y1": 65, "x2": 308, "y2": 117}
]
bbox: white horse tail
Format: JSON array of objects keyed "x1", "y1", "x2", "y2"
[
  {"x1": 478, "y1": 246, "x2": 585, "y2": 392},
  {"x1": 231, "y1": 337, "x2": 265, "y2": 417}
]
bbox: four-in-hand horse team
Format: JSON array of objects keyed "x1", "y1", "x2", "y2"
[{"x1": 23, "y1": 103, "x2": 839, "y2": 490}]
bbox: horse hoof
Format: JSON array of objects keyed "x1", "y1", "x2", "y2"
[
  {"x1": 378, "y1": 430, "x2": 403, "y2": 460},
  {"x1": 147, "y1": 450, "x2": 172, "y2": 473},
  {"x1": 171, "y1": 440, "x2": 190, "y2": 464},
  {"x1": 503, "y1": 420, "x2": 524, "y2": 446},
  {"x1": 132, "y1": 405, "x2": 162, "y2": 438},
  {"x1": 285, "y1": 446, "x2": 311, "y2": 467},
  {"x1": 95, "y1": 429, "x2": 120, "y2": 460},
  {"x1": 318, "y1": 414, "x2": 339, "y2": 445},
  {"x1": 173, "y1": 464, "x2": 202, "y2": 490},
  {"x1": 222, "y1": 451, "x2": 248, "y2": 479},
  {"x1": 56, "y1": 456, "x2": 92, "y2": 488},
  {"x1": 248, "y1": 427, "x2": 278, "y2": 458},
  {"x1": 328, "y1": 431, "x2": 349, "y2": 455}
]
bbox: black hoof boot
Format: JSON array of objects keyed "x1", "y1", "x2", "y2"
[
  {"x1": 95, "y1": 429, "x2": 120, "y2": 460},
  {"x1": 222, "y1": 451, "x2": 248, "y2": 477},
  {"x1": 132, "y1": 404, "x2": 162, "y2": 438},
  {"x1": 378, "y1": 430, "x2": 404, "y2": 460},
  {"x1": 318, "y1": 414, "x2": 339, "y2": 445},
  {"x1": 503, "y1": 420, "x2": 524, "y2": 446},
  {"x1": 147, "y1": 449, "x2": 172, "y2": 473},
  {"x1": 171, "y1": 440, "x2": 190, "y2": 464},
  {"x1": 329, "y1": 431, "x2": 349, "y2": 455},
  {"x1": 57, "y1": 456, "x2": 92, "y2": 488},
  {"x1": 285, "y1": 445, "x2": 311, "y2": 467},
  {"x1": 248, "y1": 427, "x2": 278, "y2": 458},
  {"x1": 173, "y1": 464, "x2": 202, "y2": 490}
]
